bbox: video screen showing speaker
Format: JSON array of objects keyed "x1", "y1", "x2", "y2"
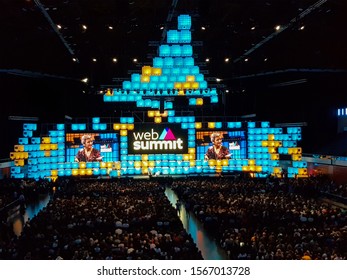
[
  {"x1": 65, "y1": 132, "x2": 119, "y2": 162},
  {"x1": 196, "y1": 130, "x2": 247, "y2": 160}
]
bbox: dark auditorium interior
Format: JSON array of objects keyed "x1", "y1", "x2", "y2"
[{"x1": 0, "y1": 0, "x2": 346, "y2": 260}]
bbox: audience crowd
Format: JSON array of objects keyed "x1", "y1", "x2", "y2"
[
  {"x1": 0, "y1": 178, "x2": 202, "y2": 260},
  {"x1": 0, "y1": 178, "x2": 51, "y2": 209},
  {"x1": 171, "y1": 176, "x2": 346, "y2": 260},
  {"x1": 0, "y1": 175, "x2": 346, "y2": 260}
]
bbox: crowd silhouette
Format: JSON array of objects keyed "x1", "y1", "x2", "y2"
[
  {"x1": 171, "y1": 176, "x2": 346, "y2": 260},
  {"x1": 0, "y1": 175, "x2": 346, "y2": 260},
  {"x1": 0, "y1": 178, "x2": 202, "y2": 260}
]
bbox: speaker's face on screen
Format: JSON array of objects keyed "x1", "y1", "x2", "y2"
[
  {"x1": 84, "y1": 139, "x2": 93, "y2": 149},
  {"x1": 213, "y1": 136, "x2": 223, "y2": 148}
]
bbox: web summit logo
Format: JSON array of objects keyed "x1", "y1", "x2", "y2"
[{"x1": 133, "y1": 127, "x2": 184, "y2": 151}]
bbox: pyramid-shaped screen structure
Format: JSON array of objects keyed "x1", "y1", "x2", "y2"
[{"x1": 103, "y1": 14, "x2": 218, "y2": 109}]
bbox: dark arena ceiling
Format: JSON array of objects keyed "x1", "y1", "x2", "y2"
[{"x1": 0, "y1": 0, "x2": 347, "y2": 157}]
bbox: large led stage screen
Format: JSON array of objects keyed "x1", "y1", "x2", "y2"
[
  {"x1": 128, "y1": 124, "x2": 188, "y2": 154},
  {"x1": 65, "y1": 132, "x2": 119, "y2": 162},
  {"x1": 196, "y1": 130, "x2": 247, "y2": 160}
]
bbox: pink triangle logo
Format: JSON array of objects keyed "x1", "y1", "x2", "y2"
[{"x1": 164, "y1": 128, "x2": 176, "y2": 140}]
